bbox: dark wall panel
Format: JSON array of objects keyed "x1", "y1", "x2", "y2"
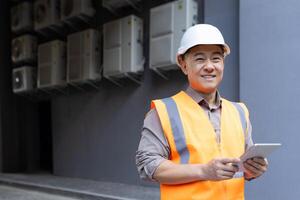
[
  {"x1": 52, "y1": 0, "x2": 239, "y2": 186},
  {"x1": 0, "y1": 0, "x2": 19, "y2": 172},
  {"x1": 52, "y1": 72, "x2": 187, "y2": 184},
  {"x1": 0, "y1": 0, "x2": 40, "y2": 173}
]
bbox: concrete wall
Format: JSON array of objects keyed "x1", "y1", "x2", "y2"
[
  {"x1": 52, "y1": 0, "x2": 239, "y2": 186},
  {"x1": 240, "y1": 0, "x2": 300, "y2": 199}
]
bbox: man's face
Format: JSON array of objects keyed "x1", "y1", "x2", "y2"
[{"x1": 179, "y1": 45, "x2": 224, "y2": 94}]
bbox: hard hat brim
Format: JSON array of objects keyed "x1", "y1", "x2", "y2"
[
  {"x1": 177, "y1": 43, "x2": 230, "y2": 56},
  {"x1": 176, "y1": 43, "x2": 230, "y2": 66}
]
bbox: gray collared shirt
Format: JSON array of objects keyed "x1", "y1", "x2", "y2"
[{"x1": 136, "y1": 87, "x2": 253, "y2": 181}]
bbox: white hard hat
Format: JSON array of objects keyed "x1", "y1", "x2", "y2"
[{"x1": 177, "y1": 24, "x2": 230, "y2": 63}]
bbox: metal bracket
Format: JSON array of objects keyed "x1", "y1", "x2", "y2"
[
  {"x1": 105, "y1": 76, "x2": 123, "y2": 87},
  {"x1": 152, "y1": 68, "x2": 169, "y2": 80}
]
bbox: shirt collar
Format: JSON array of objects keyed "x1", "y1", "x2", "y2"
[{"x1": 185, "y1": 86, "x2": 222, "y2": 110}]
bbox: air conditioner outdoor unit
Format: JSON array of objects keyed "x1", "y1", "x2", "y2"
[
  {"x1": 103, "y1": 15, "x2": 144, "y2": 79},
  {"x1": 67, "y1": 29, "x2": 101, "y2": 83},
  {"x1": 12, "y1": 35, "x2": 37, "y2": 65},
  {"x1": 13, "y1": 66, "x2": 36, "y2": 93},
  {"x1": 149, "y1": 0, "x2": 198, "y2": 71},
  {"x1": 11, "y1": 2, "x2": 33, "y2": 33},
  {"x1": 38, "y1": 40, "x2": 66, "y2": 88},
  {"x1": 34, "y1": 0, "x2": 61, "y2": 32},
  {"x1": 61, "y1": 0, "x2": 95, "y2": 24},
  {"x1": 102, "y1": 0, "x2": 140, "y2": 12}
]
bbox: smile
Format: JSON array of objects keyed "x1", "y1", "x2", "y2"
[{"x1": 201, "y1": 75, "x2": 216, "y2": 79}]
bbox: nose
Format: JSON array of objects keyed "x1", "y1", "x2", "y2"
[{"x1": 203, "y1": 60, "x2": 214, "y2": 73}]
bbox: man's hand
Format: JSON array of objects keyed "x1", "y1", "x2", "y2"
[
  {"x1": 202, "y1": 158, "x2": 240, "y2": 181},
  {"x1": 243, "y1": 157, "x2": 268, "y2": 179}
]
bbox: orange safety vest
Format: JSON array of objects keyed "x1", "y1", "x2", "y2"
[{"x1": 151, "y1": 91, "x2": 249, "y2": 200}]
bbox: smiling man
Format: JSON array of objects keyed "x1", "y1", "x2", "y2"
[{"x1": 136, "y1": 24, "x2": 268, "y2": 200}]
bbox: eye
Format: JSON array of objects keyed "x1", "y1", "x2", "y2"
[
  {"x1": 195, "y1": 57, "x2": 205, "y2": 62},
  {"x1": 212, "y1": 56, "x2": 222, "y2": 62}
]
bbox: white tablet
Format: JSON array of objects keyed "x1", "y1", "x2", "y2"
[
  {"x1": 240, "y1": 143, "x2": 281, "y2": 162},
  {"x1": 236, "y1": 143, "x2": 281, "y2": 173}
]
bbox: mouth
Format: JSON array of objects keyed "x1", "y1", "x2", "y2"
[{"x1": 201, "y1": 75, "x2": 216, "y2": 80}]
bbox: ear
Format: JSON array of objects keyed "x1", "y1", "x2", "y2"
[{"x1": 177, "y1": 55, "x2": 188, "y2": 75}]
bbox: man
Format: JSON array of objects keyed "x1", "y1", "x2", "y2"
[{"x1": 136, "y1": 24, "x2": 268, "y2": 200}]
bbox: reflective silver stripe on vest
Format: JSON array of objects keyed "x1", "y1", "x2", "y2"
[
  {"x1": 231, "y1": 102, "x2": 247, "y2": 134},
  {"x1": 161, "y1": 97, "x2": 190, "y2": 164}
]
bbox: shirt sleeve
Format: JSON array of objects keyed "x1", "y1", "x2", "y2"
[
  {"x1": 245, "y1": 118, "x2": 254, "y2": 151},
  {"x1": 136, "y1": 108, "x2": 170, "y2": 182}
]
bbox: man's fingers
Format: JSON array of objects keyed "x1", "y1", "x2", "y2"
[
  {"x1": 246, "y1": 159, "x2": 267, "y2": 172},
  {"x1": 216, "y1": 169, "x2": 235, "y2": 179},
  {"x1": 246, "y1": 159, "x2": 262, "y2": 170},
  {"x1": 219, "y1": 170, "x2": 236, "y2": 177},
  {"x1": 219, "y1": 158, "x2": 240, "y2": 164},
  {"x1": 244, "y1": 162, "x2": 262, "y2": 175},
  {"x1": 252, "y1": 157, "x2": 268, "y2": 166},
  {"x1": 209, "y1": 158, "x2": 243, "y2": 181},
  {"x1": 216, "y1": 173, "x2": 232, "y2": 180},
  {"x1": 222, "y1": 163, "x2": 239, "y2": 173}
]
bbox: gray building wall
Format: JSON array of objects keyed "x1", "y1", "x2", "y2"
[
  {"x1": 52, "y1": 72, "x2": 187, "y2": 185},
  {"x1": 52, "y1": 1, "x2": 188, "y2": 185},
  {"x1": 240, "y1": 0, "x2": 300, "y2": 199},
  {"x1": 52, "y1": 0, "x2": 239, "y2": 186},
  {"x1": 204, "y1": 0, "x2": 239, "y2": 101}
]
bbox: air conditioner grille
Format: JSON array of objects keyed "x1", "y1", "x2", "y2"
[
  {"x1": 12, "y1": 39, "x2": 23, "y2": 61},
  {"x1": 67, "y1": 29, "x2": 100, "y2": 82},
  {"x1": 11, "y1": 2, "x2": 33, "y2": 33},
  {"x1": 13, "y1": 71, "x2": 24, "y2": 90}
]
